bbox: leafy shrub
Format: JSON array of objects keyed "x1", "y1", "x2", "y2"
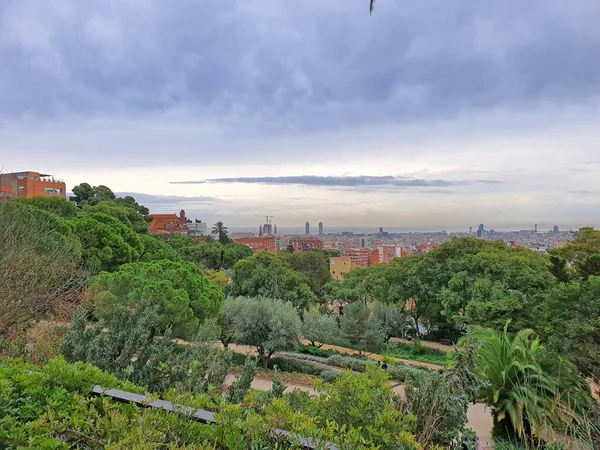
[
  {"x1": 297, "y1": 344, "x2": 337, "y2": 357},
  {"x1": 319, "y1": 368, "x2": 339, "y2": 382},
  {"x1": 268, "y1": 357, "x2": 321, "y2": 375},
  {"x1": 63, "y1": 307, "x2": 233, "y2": 395},
  {"x1": 229, "y1": 356, "x2": 258, "y2": 403},
  {"x1": 386, "y1": 342, "x2": 450, "y2": 365},
  {"x1": 400, "y1": 372, "x2": 469, "y2": 448},
  {"x1": 326, "y1": 354, "x2": 367, "y2": 372}
]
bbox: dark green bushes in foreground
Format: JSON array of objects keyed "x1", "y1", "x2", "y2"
[{"x1": 0, "y1": 357, "x2": 430, "y2": 450}]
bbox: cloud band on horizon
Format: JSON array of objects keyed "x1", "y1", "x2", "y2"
[{"x1": 170, "y1": 175, "x2": 501, "y2": 188}]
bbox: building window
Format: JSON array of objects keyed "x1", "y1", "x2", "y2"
[
  {"x1": 18, "y1": 186, "x2": 25, "y2": 192},
  {"x1": 45, "y1": 188, "x2": 54, "y2": 194},
  {"x1": 56, "y1": 188, "x2": 63, "y2": 194}
]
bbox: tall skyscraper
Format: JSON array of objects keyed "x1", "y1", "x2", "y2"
[
  {"x1": 477, "y1": 224, "x2": 484, "y2": 237},
  {"x1": 379, "y1": 227, "x2": 384, "y2": 234},
  {"x1": 274, "y1": 224, "x2": 278, "y2": 234},
  {"x1": 305, "y1": 221, "x2": 310, "y2": 235},
  {"x1": 318, "y1": 222, "x2": 323, "y2": 235},
  {"x1": 360, "y1": 238, "x2": 366, "y2": 248},
  {"x1": 469, "y1": 226, "x2": 472, "y2": 235},
  {"x1": 258, "y1": 225, "x2": 263, "y2": 236},
  {"x1": 534, "y1": 224, "x2": 538, "y2": 233},
  {"x1": 553, "y1": 225, "x2": 559, "y2": 234}
]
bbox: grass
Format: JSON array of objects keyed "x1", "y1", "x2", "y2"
[{"x1": 383, "y1": 341, "x2": 452, "y2": 366}]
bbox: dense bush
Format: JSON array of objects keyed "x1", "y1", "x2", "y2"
[
  {"x1": 0, "y1": 357, "x2": 430, "y2": 450},
  {"x1": 269, "y1": 356, "x2": 322, "y2": 375},
  {"x1": 326, "y1": 354, "x2": 368, "y2": 372},
  {"x1": 386, "y1": 341, "x2": 450, "y2": 366},
  {"x1": 297, "y1": 344, "x2": 338, "y2": 357},
  {"x1": 0, "y1": 202, "x2": 85, "y2": 334},
  {"x1": 400, "y1": 371, "x2": 469, "y2": 448},
  {"x1": 62, "y1": 307, "x2": 232, "y2": 395},
  {"x1": 90, "y1": 259, "x2": 224, "y2": 338}
]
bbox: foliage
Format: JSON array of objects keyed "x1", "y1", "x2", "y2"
[
  {"x1": 400, "y1": 371, "x2": 469, "y2": 448},
  {"x1": 90, "y1": 259, "x2": 224, "y2": 338},
  {"x1": 270, "y1": 368, "x2": 287, "y2": 398},
  {"x1": 63, "y1": 307, "x2": 233, "y2": 395},
  {"x1": 339, "y1": 301, "x2": 384, "y2": 353},
  {"x1": 374, "y1": 301, "x2": 409, "y2": 342},
  {"x1": 12, "y1": 195, "x2": 79, "y2": 218},
  {"x1": 0, "y1": 202, "x2": 85, "y2": 334},
  {"x1": 308, "y1": 365, "x2": 417, "y2": 449},
  {"x1": 297, "y1": 344, "x2": 337, "y2": 357},
  {"x1": 181, "y1": 241, "x2": 253, "y2": 270},
  {"x1": 84, "y1": 201, "x2": 149, "y2": 233},
  {"x1": 205, "y1": 269, "x2": 230, "y2": 289},
  {"x1": 302, "y1": 310, "x2": 340, "y2": 347},
  {"x1": 70, "y1": 182, "x2": 116, "y2": 205},
  {"x1": 548, "y1": 227, "x2": 600, "y2": 279},
  {"x1": 464, "y1": 323, "x2": 594, "y2": 444},
  {"x1": 229, "y1": 357, "x2": 258, "y2": 403},
  {"x1": 222, "y1": 296, "x2": 302, "y2": 368},
  {"x1": 67, "y1": 212, "x2": 144, "y2": 272},
  {"x1": 230, "y1": 252, "x2": 315, "y2": 310},
  {"x1": 319, "y1": 368, "x2": 339, "y2": 382},
  {"x1": 282, "y1": 249, "x2": 331, "y2": 299},
  {"x1": 138, "y1": 233, "x2": 183, "y2": 262},
  {"x1": 540, "y1": 277, "x2": 600, "y2": 377},
  {"x1": 211, "y1": 221, "x2": 231, "y2": 244},
  {"x1": 268, "y1": 356, "x2": 322, "y2": 375},
  {"x1": 385, "y1": 341, "x2": 450, "y2": 366}
]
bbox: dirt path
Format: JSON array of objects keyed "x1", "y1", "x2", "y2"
[
  {"x1": 389, "y1": 337, "x2": 455, "y2": 353},
  {"x1": 300, "y1": 340, "x2": 445, "y2": 371}
]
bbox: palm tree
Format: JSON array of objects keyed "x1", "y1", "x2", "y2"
[
  {"x1": 463, "y1": 323, "x2": 592, "y2": 444},
  {"x1": 212, "y1": 221, "x2": 229, "y2": 244}
]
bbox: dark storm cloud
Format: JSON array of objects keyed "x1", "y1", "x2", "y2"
[
  {"x1": 1, "y1": 0, "x2": 599, "y2": 135},
  {"x1": 171, "y1": 175, "x2": 500, "y2": 189}
]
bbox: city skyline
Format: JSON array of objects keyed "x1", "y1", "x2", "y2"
[{"x1": 2, "y1": 1, "x2": 600, "y2": 228}]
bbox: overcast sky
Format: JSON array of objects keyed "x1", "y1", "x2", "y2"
[{"x1": 1, "y1": 0, "x2": 600, "y2": 232}]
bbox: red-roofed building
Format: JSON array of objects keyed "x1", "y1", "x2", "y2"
[
  {"x1": 288, "y1": 237, "x2": 323, "y2": 252},
  {"x1": 149, "y1": 210, "x2": 188, "y2": 234},
  {"x1": 234, "y1": 236, "x2": 276, "y2": 253},
  {"x1": 418, "y1": 243, "x2": 439, "y2": 253}
]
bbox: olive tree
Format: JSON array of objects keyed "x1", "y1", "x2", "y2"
[{"x1": 222, "y1": 296, "x2": 301, "y2": 368}]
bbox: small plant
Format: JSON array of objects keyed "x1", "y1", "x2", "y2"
[
  {"x1": 270, "y1": 367, "x2": 287, "y2": 399},
  {"x1": 228, "y1": 356, "x2": 258, "y2": 403}
]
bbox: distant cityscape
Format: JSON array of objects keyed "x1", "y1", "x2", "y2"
[{"x1": 0, "y1": 170, "x2": 576, "y2": 274}]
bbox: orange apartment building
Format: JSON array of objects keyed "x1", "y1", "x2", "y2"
[
  {"x1": 0, "y1": 171, "x2": 66, "y2": 201},
  {"x1": 343, "y1": 248, "x2": 373, "y2": 268},
  {"x1": 233, "y1": 236, "x2": 276, "y2": 253},
  {"x1": 288, "y1": 237, "x2": 323, "y2": 252}
]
